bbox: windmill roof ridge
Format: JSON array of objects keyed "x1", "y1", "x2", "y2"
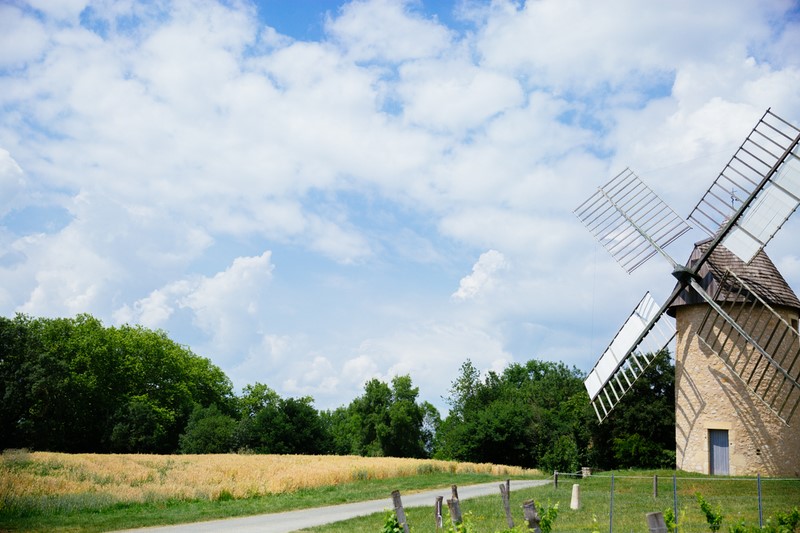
[{"x1": 667, "y1": 240, "x2": 800, "y2": 314}]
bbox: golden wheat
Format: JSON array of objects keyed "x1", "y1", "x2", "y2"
[{"x1": 0, "y1": 449, "x2": 536, "y2": 506}]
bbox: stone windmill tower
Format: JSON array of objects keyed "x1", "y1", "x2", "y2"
[
  {"x1": 668, "y1": 240, "x2": 800, "y2": 476},
  {"x1": 574, "y1": 109, "x2": 800, "y2": 476}
]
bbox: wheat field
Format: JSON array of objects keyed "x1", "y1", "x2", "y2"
[{"x1": 0, "y1": 449, "x2": 534, "y2": 508}]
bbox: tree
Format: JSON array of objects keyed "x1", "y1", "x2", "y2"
[
  {"x1": 178, "y1": 404, "x2": 236, "y2": 454},
  {"x1": 435, "y1": 358, "x2": 590, "y2": 468},
  {"x1": 329, "y1": 375, "x2": 432, "y2": 458},
  {"x1": 0, "y1": 313, "x2": 235, "y2": 453},
  {"x1": 236, "y1": 391, "x2": 331, "y2": 455},
  {"x1": 320, "y1": 406, "x2": 360, "y2": 455},
  {"x1": 237, "y1": 382, "x2": 280, "y2": 419},
  {"x1": 350, "y1": 378, "x2": 393, "y2": 456},
  {"x1": 110, "y1": 395, "x2": 175, "y2": 453},
  {"x1": 587, "y1": 350, "x2": 675, "y2": 469}
]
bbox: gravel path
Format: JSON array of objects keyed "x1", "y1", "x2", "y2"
[{"x1": 118, "y1": 479, "x2": 550, "y2": 533}]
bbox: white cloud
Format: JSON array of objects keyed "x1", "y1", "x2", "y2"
[
  {"x1": 452, "y1": 249, "x2": 508, "y2": 301},
  {"x1": 2, "y1": 0, "x2": 800, "y2": 412},
  {"x1": 398, "y1": 59, "x2": 524, "y2": 133},
  {"x1": 114, "y1": 251, "x2": 274, "y2": 364},
  {"x1": 283, "y1": 356, "x2": 340, "y2": 397},
  {"x1": 27, "y1": 0, "x2": 89, "y2": 22},
  {"x1": 351, "y1": 321, "x2": 513, "y2": 411},
  {"x1": 476, "y1": 0, "x2": 779, "y2": 92},
  {"x1": 0, "y1": 5, "x2": 49, "y2": 68},
  {"x1": 327, "y1": 0, "x2": 453, "y2": 62},
  {"x1": 0, "y1": 149, "x2": 26, "y2": 216}
]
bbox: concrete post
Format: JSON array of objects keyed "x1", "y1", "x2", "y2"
[{"x1": 570, "y1": 483, "x2": 581, "y2": 510}]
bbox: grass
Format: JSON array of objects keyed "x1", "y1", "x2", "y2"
[
  {"x1": 2, "y1": 451, "x2": 798, "y2": 532},
  {"x1": 0, "y1": 449, "x2": 535, "y2": 532},
  {"x1": 300, "y1": 470, "x2": 800, "y2": 533}
]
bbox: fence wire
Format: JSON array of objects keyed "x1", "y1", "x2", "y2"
[{"x1": 548, "y1": 470, "x2": 800, "y2": 533}]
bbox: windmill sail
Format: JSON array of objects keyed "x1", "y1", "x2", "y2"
[
  {"x1": 575, "y1": 168, "x2": 691, "y2": 273},
  {"x1": 584, "y1": 292, "x2": 676, "y2": 421},
  {"x1": 688, "y1": 109, "x2": 800, "y2": 264}
]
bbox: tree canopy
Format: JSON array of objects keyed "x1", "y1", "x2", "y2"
[
  {"x1": 1, "y1": 312, "x2": 675, "y2": 469},
  {"x1": 0, "y1": 314, "x2": 235, "y2": 453}
]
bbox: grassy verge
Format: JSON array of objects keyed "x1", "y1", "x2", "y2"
[
  {"x1": 0, "y1": 472, "x2": 526, "y2": 532},
  {"x1": 300, "y1": 471, "x2": 800, "y2": 533},
  {"x1": 0, "y1": 450, "x2": 535, "y2": 531}
]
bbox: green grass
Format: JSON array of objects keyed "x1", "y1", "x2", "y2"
[
  {"x1": 0, "y1": 472, "x2": 521, "y2": 532},
  {"x1": 301, "y1": 471, "x2": 800, "y2": 533},
  {"x1": 3, "y1": 470, "x2": 798, "y2": 532}
]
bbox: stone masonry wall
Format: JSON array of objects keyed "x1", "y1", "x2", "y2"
[{"x1": 675, "y1": 304, "x2": 800, "y2": 476}]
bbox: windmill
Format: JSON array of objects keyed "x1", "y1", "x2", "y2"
[{"x1": 575, "y1": 109, "x2": 800, "y2": 476}]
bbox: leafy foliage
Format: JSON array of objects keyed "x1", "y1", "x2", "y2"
[
  {"x1": 588, "y1": 350, "x2": 675, "y2": 470},
  {"x1": 0, "y1": 314, "x2": 234, "y2": 453},
  {"x1": 539, "y1": 501, "x2": 559, "y2": 533},
  {"x1": 1, "y1": 311, "x2": 676, "y2": 467},
  {"x1": 728, "y1": 507, "x2": 800, "y2": 533},
  {"x1": 696, "y1": 493, "x2": 724, "y2": 532},
  {"x1": 326, "y1": 375, "x2": 437, "y2": 458},
  {"x1": 380, "y1": 510, "x2": 404, "y2": 533},
  {"x1": 435, "y1": 359, "x2": 589, "y2": 469},
  {"x1": 178, "y1": 404, "x2": 236, "y2": 453}
]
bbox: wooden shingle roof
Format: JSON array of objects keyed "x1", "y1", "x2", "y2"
[{"x1": 667, "y1": 238, "x2": 800, "y2": 315}]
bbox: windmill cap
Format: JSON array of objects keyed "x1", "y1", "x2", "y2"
[{"x1": 666, "y1": 238, "x2": 800, "y2": 316}]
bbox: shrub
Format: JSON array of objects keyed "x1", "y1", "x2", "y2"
[{"x1": 696, "y1": 493, "x2": 723, "y2": 532}]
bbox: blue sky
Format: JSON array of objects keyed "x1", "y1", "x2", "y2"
[{"x1": 1, "y1": 0, "x2": 799, "y2": 413}]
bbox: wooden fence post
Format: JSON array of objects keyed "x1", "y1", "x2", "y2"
[
  {"x1": 553, "y1": 470, "x2": 558, "y2": 489},
  {"x1": 391, "y1": 490, "x2": 410, "y2": 533},
  {"x1": 646, "y1": 511, "x2": 668, "y2": 533},
  {"x1": 435, "y1": 496, "x2": 443, "y2": 531},
  {"x1": 451, "y1": 484, "x2": 459, "y2": 500},
  {"x1": 447, "y1": 498, "x2": 463, "y2": 526},
  {"x1": 522, "y1": 499, "x2": 542, "y2": 533},
  {"x1": 500, "y1": 480, "x2": 514, "y2": 528},
  {"x1": 653, "y1": 474, "x2": 658, "y2": 498}
]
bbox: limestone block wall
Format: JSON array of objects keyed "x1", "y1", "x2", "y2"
[{"x1": 675, "y1": 304, "x2": 800, "y2": 476}]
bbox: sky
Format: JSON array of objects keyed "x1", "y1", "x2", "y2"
[{"x1": 1, "y1": 0, "x2": 799, "y2": 414}]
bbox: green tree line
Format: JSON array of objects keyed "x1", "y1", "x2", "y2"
[{"x1": 0, "y1": 314, "x2": 674, "y2": 469}]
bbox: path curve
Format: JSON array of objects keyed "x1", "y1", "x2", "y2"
[{"x1": 118, "y1": 479, "x2": 550, "y2": 533}]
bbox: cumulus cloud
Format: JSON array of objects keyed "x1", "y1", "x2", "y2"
[
  {"x1": 114, "y1": 251, "x2": 274, "y2": 363},
  {"x1": 452, "y1": 249, "x2": 508, "y2": 301},
  {"x1": 327, "y1": 0, "x2": 453, "y2": 62},
  {"x1": 2, "y1": 0, "x2": 799, "y2": 410}
]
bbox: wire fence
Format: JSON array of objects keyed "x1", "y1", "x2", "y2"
[{"x1": 550, "y1": 470, "x2": 800, "y2": 532}]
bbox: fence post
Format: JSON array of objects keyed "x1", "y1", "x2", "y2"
[
  {"x1": 500, "y1": 480, "x2": 514, "y2": 528},
  {"x1": 610, "y1": 473, "x2": 615, "y2": 533},
  {"x1": 646, "y1": 511, "x2": 668, "y2": 533},
  {"x1": 447, "y1": 498, "x2": 463, "y2": 526},
  {"x1": 522, "y1": 500, "x2": 543, "y2": 533},
  {"x1": 451, "y1": 484, "x2": 459, "y2": 500},
  {"x1": 757, "y1": 473, "x2": 763, "y2": 528},
  {"x1": 672, "y1": 474, "x2": 679, "y2": 533},
  {"x1": 391, "y1": 490, "x2": 410, "y2": 533},
  {"x1": 554, "y1": 470, "x2": 558, "y2": 489},
  {"x1": 571, "y1": 483, "x2": 581, "y2": 510},
  {"x1": 435, "y1": 495, "x2": 443, "y2": 531},
  {"x1": 653, "y1": 474, "x2": 658, "y2": 498}
]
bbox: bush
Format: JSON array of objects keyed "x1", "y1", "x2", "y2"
[{"x1": 178, "y1": 404, "x2": 236, "y2": 454}]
